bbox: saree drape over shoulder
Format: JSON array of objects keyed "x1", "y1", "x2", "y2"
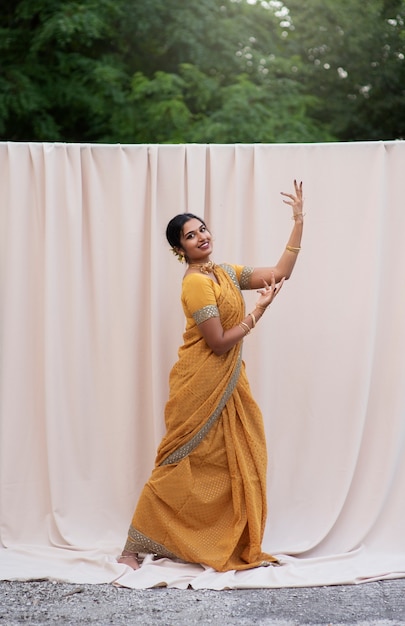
[{"x1": 124, "y1": 264, "x2": 277, "y2": 571}]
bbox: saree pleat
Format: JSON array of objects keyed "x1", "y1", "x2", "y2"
[{"x1": 124, "y1": 265, "x2": 277, "y2": 571}]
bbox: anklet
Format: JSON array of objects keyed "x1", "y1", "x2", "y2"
[{"x1": 118, "y1": 553, "x2": 138, "y2": 559}]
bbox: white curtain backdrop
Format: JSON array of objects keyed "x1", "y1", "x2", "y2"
[{"x1": 1, "y1": 141, "x2": 405, "y2": 589}]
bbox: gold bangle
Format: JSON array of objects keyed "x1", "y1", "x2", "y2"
[
  {"x1": 256, "y1": 304, "x2": 267, "y2": 312},
  {"x1": 248, "y1": 312, "x2": 256, "y2": 328},
  {"x1": 292, "y1": 212, "x2": 305, "y2": 220},
  {"x1": 286, "y1": 245, "x2": 301, "y2": 253},
  {"x1": 239, "y1": 321, "x2": 251, "y2": 336}
]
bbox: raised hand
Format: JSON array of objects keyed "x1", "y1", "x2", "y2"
[{"x1": 281, "y1": 180, "x2": 304, "y2": 221}]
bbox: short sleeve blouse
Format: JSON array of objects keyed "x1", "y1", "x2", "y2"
[{"x1": 181, "y1": 264, "x2": 253, "y2": 326}]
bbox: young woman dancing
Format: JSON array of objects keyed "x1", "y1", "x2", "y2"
[{"x1": 118, "y1": 180, "x2": 304, "y2": 571}]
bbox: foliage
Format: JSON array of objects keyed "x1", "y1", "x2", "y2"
[
  {"x1": 283, "y1": 0, "x2": 405, "y2": 139},
  {"x1": 0, "y1": 0, "x2": 403, "y2": 142},
  {"x1": 0, "y1": 0, "x2": 128, "y2": 140}
]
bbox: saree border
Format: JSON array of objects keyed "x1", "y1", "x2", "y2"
[
  {"x1": 219, "y1": 263, "x2": 253, "y2": 291},
  {"x1": 159, "y1": 349, "x2": 242, "y2": 466},
  {"x1": 125, "y1": 527, "x2": 178, "y2": 559},
  {"x1": 219, "y1": 263, "x2": 241, "y2": 291}
]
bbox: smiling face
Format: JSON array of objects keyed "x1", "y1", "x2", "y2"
[{"x1": 179, "y1": 218, "x2": 213, "y2": 264}]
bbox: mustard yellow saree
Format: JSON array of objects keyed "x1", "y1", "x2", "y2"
[{"x1": 124, "y1": 264, "x2": 277, "y2": 571}]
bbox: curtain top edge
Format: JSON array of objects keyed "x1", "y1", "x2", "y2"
[{"x1": 0, "y1": 140, "x2": 404, "y2": 149}]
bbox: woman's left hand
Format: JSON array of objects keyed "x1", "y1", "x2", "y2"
[{"x1": 280, "y1": 179, "x2": 303, "y2": 219}]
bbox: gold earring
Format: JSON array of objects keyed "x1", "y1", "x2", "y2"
[{"x1": 171, "y1": 248, "x2": 185, "y2": 263}]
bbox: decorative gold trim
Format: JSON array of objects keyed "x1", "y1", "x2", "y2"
[
  {"x1": 192, "y1": 304, "x2": 219, "y2": 324},
  {"x1": 125, "y1": 527, "x2": 178, "y2": 559},
  {"x1": 160, "y1": 350, "x2": 242, "y2": 466},
  {"x1": 240, "y1": 266, "x2": 254, "y2": 290},
  {"x1": 219, "y1": 264, "x2": 253, "y2": 291},
  {"x1": 219, "y1": 264, "x2": 241, "y2": 292}
]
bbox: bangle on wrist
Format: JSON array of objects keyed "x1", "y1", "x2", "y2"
[
  {"x1": 239, "y1": 321, "x2": 251, "y2": 336},
  {"x1": 256, "y1": 304, "x2": 267, "y2": 312},
  {"x1": 292, "y1": 212, "x2": 305, "y2": 221},
  {"x1": 248, "y1": 312, "x2": 256, "y2": 328},
  {"x1": 286, "y1": 245, "x2": 301, "y2": 253}
]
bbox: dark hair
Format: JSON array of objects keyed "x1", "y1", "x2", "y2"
[{"x1": 166, "y1": 213, "x2": 207, "y2": 249}]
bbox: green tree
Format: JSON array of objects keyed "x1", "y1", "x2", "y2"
[
  {"x1": 0, "y1": 0, "x2": 129, "y2": 140},
  {"x1": 283, "y1": 0, "x2": 405, "y2": 140},
  {"x1": 109, "y1": 62, "x2": 334, "y2": 144},
  {"x1": 112, "y1": 0, "x2": 334, "y2": 143},
  {"x1": 9, "y1": 0, "x2": 398, "y2": 142}
]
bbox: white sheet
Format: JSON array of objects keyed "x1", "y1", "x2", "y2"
[{"x1": 1, "y1": 141, "x2": 404, "y2": 588}]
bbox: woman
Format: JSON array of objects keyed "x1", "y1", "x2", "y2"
[{"x1": 118, "y1": 180, "x2": 304, "y2": 571}]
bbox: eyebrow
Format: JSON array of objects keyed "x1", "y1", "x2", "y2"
[{"x1": 183, "y1": 224, "x2": 205, "y2": 237}]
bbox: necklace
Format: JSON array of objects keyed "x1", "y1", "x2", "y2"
[{"x1": 188, "y1": 260, "x2": 216, "y2": 275}]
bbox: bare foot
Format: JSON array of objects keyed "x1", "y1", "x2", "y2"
[{"x1": 117, "y1": 553, "x2": 140, "y2": 570}]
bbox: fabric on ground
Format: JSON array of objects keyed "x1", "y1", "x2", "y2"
[{"x1": 0, "y1": 141, "x2": 405, "y2": 588}]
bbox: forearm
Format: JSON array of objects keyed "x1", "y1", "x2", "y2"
[
  {"x1": 250, "y1": 216, "x2": 303, "y2": 286},
  {"x1": 200, "y1": 305, "x2": 267, "y2": 356},
  {"x1": 274, "y1": 216, "x2": 304, "y2": 279}
]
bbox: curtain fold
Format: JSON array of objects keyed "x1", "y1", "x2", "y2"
[{"x1": 0, "y1": 141, "x2": 404, "y2": 588}]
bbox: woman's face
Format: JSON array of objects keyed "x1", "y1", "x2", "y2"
[{"x1": 179, "y1": 218, "x2": 213, "y2": 263}]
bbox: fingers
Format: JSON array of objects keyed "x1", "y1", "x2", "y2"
[
  {"x1": 294, "y1": 179, "x2": 303, "y2": 194},
  {"x1": 256, "y1": 275, "x2": 284, "y2": 303},
  {"x1": 256, "y1": 284, "x2": 269, "y2": 296},
  {"x1": 271, "y1": 277, "x2": 285, "y2": 297},
  {"x1": 274, "y1": 276, "x2": 285, "y2": 294},
  {"x1": 281, "y1": 179, "x2": 303, "y2": 204},
  {"x1": 257, "y1": 274, "x2": 275, "y2": 295}
]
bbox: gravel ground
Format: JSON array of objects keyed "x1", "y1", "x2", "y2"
[{"x1": 1, "y1": 578, "x2": 405, "y2": 626}]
